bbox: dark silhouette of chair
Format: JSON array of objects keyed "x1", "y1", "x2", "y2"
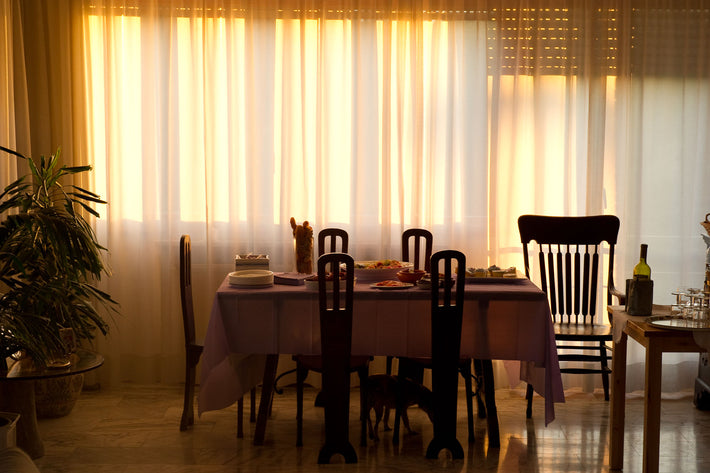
[
  {"x1": 386, "y1": 228, "x2": 432, "y2": 377},
  {"x1": 273, "y1": 228, "x2": 351, "y2": 402},
  {"x1": 179, "y1": 235, "x2": 254, "y2": 434},
  {"x1": 318, "y1": 228, "x2": 349, "y2": 256},
  {"x1": 425, "y1": 250, "x2": 467, "y2": 460},
  {"x1": 390, "y1": 230, "x2": 479, "y2": 446},
  {"x1": 292, "y1": 253, "x2": 370, "y2": 461},
  {"x1": 518, "y1": 215, "x2": 623, "y2": 418}
]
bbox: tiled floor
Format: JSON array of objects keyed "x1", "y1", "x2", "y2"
[{"x1": 31, "y1": 382, "x2": 710, "y2": 472}]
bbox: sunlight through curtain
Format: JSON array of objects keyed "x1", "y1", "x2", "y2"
[{"x1": 5, "y1": 1, "x2": 709, "y2": 391}]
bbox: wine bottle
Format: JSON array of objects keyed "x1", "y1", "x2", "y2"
[{"x1": 633, "y1": 244, "x2": 651, "y2": 280}]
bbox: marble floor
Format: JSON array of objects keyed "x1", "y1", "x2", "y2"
[{"x1": 31, "y1": 382, "x2": 710, "y2": 472}]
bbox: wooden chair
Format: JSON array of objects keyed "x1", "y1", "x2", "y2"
[
  {"x1": 518, "y1": 215, "x2": 623, "y2": 418},
  {"x1": 425, "y1": 250, "x2": 467, "y2": 460},
  {"x1": 272, "y1": 228, "x2": 351, "y2": 400},
  {"x1": 390, "y1": 230, "x2": 479, "y2": 446},
  {"x1": 386, "y1": 228, "x2": 433, "y2": 377},
  {"x1": 318, "y1": 228, "x2": 349, "y2": 256},
  {"x1": 292, "y1": 253, "x2": 370, "y2": 461},
  {"x1": 179, "y1": 235, "x2": 254, "y2": 433}
]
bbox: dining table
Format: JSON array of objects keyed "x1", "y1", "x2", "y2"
[{"x1": 199, "y1": 274, "x2": 565, "y2": 460}]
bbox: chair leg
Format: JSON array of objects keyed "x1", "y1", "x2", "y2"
[
  {"x1": 250, "y1": 387, "x2": 256, "y2": 422},
  {"x1": 392, "y1": 376, "x2": 403, "y2": 446},
  {"x1": 601, "y1": 343, "x2": 611, "y2": 401},
  {"x1": 460, "y1": 360, "x2": 475, "y2": 443},
  {"x1": 180, "y1": 362, "x2": 197, "y2": 431},
  {"x1": 386, "y1": 356, "x2": 394, "y2": 375},
  {"x1": 358, "y1": 367, "x2": 368, "y2": 447},
  {"x1": 473, "y1": 358, "x2": 487, "y2": 419},
  {"x1": 296, "y1": 365, "x2": 308, "y2": 447},
  {"x1": 237, "y1": 397, "x2": 244, "y2": 438},
  {"x1": 525, "y1": 383, "x2": 534, "y2": 419}
]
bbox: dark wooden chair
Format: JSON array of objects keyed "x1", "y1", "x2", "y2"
[
  {"x1": 386, "y1": 228, "x2": 433, "y2": 377},
  {"x1": 390, "y1": 230, "x2": 479, "y2": 446},
  {"x1": 425, "y1": 250, "x2": 467, "y2": 460},
  {"x1": 276, "y1": 228, "x2": 351, "y2": 403},
  {"x1": 518, "y1": 215, "x2": 623, "y2": 418},
  {"x1": 318, "y1": 228, "x2": 349, "y2": 256},
  {"x1": 179, "y1": 235, "x2": 254, "y2": 433},
  {"x1": 292, "y1": 253, "x2": 370, "y2": 462}
]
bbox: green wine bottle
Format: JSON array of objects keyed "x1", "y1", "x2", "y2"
[{"x1": 633, "y1": 244, "x2": 651, "y2": 280}]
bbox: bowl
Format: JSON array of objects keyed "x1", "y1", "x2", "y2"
[
  {"x1": 353, "y1": 260, "x2": 413, "y2": 283},
  {"x1": 396, "y1": 269, "x2": 426, "y2": 283}
]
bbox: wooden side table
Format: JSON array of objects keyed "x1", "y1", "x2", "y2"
[
  {"x1": 0, "y1": 349, "x2": 104, "y2": 458},
  {"x1": 609, "y1": 306, "x2": 706, "y2": 473}
]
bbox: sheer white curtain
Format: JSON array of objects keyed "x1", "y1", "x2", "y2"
[
  {"x1": 5, "y1": 1, "x2": 709, "y2": 392},
  {"x1": 0, "y1": 0, "x2": 23, "y2": 184}
]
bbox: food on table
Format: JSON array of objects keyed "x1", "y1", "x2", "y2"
[
  {"x1": 396, "y1": 268, "x2": 426, "y2": 283},
  {"x1": 464, "y1": 267, "x2": 488, "y2": 277},
  {"x1": 417, "y1": 272, "x2": 454, "y2": 289},
  {"x1": 290, "y1": 217, "x2": 313, "y2": 274},
  {"x1": 305, "y1": 271, "x2": 347, "y2": 282},
  {"x1": 373, "y1": 280, "x2": 409, "y2": 287},
  {"x1": 355, "y1": 259, "x2": 404, "y2": 269}
]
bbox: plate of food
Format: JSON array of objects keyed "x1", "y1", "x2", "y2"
[
  {"x1": 416, "y1": 273, "x2": 455, "y2": 290},
  {"x1": 370, "y1": 280, "x2": 414, "y2": 290},
  {"x1": 304, "y1": 272, "x2": 355, "y2": 290},
  {"x1": 353, "y1": 259, "x2": 413, "y2": 283},
  {"x1": 462, "y1": 266, "x2": 527, "y2": 283}
]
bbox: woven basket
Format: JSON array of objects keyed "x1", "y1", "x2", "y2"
[{"x1": 703, "y1": 213, "x2": 710, "y2": 235}]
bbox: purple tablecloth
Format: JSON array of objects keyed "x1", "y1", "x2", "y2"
[{"x1": 199, "y1": 277, "x2": 564, "y2": 425}]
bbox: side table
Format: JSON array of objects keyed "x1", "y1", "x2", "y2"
[{"x1": 0, "y1": 349, "x2": 104, "y2": 458}]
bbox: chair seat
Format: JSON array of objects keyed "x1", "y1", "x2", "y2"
[
  {"x1": 293, "y1": 355, "x2": 371, "y2": 372},
  {"x1": 554, "y1": 322, "x2": 613, "y2": 339}
]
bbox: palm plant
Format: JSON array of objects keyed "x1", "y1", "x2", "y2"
[{"x1": 0, "y1": 145, "x2": 117, "y2": 368}]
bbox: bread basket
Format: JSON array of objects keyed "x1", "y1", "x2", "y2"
[{"x1": 703, "y1": 213, "x2": 710, "y2": 236}]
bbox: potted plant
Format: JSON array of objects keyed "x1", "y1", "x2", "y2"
[{"x1": 0, "y1": 145, "x2": 117, "y2": 371}]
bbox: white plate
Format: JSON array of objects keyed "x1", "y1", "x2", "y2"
[
  {"x1": 228, "y1": 270, "x2": 274, "y2": 287},
  {"x1": 370, "y1": 281, "x2": 414, "y2": 290}
]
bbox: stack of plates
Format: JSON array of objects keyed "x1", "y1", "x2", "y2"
[{"x1": 228, "y1": 270, "x2": 274, "y2": 288}]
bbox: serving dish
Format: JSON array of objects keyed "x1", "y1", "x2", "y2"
[
  {"x1": 396, "y1": 269, "x2": 426, "y2": 283},
  {"x1": 304, "y1": 274, "x2": 355, "y2": 291},
  {"x1": 353, "y1": 260, "x2": 413, "y2": 283},
  {"x1": 647, "y1": 314, "x2": 710, "y2": 332},
  {"x1": 465, "y1": 270, "x2": 528, "y2": 284}
]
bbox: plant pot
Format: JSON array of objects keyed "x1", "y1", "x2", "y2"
[
  {"x1": 34, "y1": 374, "x2": 84, "y2": 418},
  {"x1": 0, "y1": 412, "x2": 19, "y2": 448}
]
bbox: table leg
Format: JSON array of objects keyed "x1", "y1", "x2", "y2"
[
  {"x1": 643, "y1": 342, "x2": 662, "y2": 473},
  {"x1": 609, "y1": 331, "x2": 627, "y2": 470},
  {"x1": 481, "y1": 359, "x2": 500, "y2": 448},
  {"x1": 253, "y1": 354, "x2": 279, "y2": 446},
  {"x1": 0, "y1": 380, "x2": 44, "y2": 458}
]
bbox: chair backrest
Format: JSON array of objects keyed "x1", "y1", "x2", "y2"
[
  {"x1": 518, "y1": 215, "x2": 620, "y2": 325},
  {"x1": 179, "y1": 235, "x2": 197, "y2": 347},
  {"x1": 318, "y1": 228, "x2": 349, "y2": 257},
  {"x1": 430, "y1": 250, "x2": 466, "y2": 335},
  {"x1": 402, "y1": 228, "x2": 433, "y2": 272}
]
